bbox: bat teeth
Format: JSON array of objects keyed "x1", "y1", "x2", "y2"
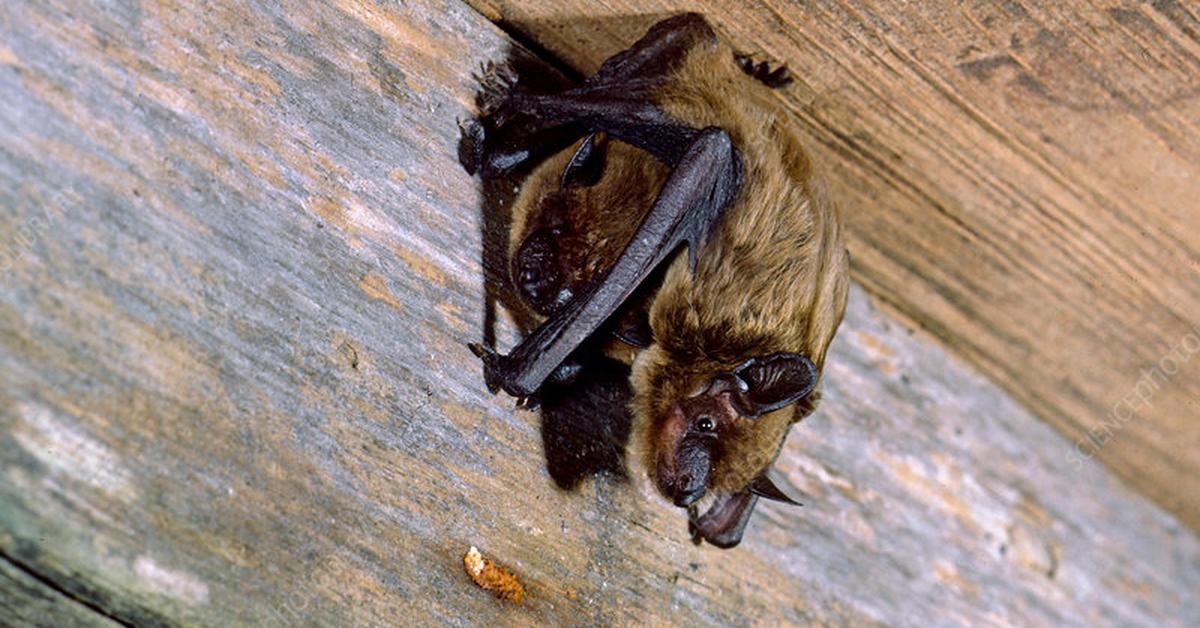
[
  {"x1": 512, "y1": 394, "x2": 541, "y2": 410},
  {"x1": 514, "y1": 396, "x2": 539, "y2": 410}
]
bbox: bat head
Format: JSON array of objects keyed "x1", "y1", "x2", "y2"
[{"x1": 632, "y1": 349, "x2": 817, "y2": 547}]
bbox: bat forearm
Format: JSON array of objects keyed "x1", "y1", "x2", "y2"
[{"x1": 479, "y1": 128, "x2": 741, "y2": 398}]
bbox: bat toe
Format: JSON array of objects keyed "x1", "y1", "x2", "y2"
[
  {"x1": 734, "y1": 53, "x2": 794, "y2": 89},
  {"x1": 474, "y1": 60, "x2": 520, "y2": 116}
]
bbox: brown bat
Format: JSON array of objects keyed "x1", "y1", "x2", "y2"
[{"x1": 462, "y1": 13, "x2": 849, "y2": 548}]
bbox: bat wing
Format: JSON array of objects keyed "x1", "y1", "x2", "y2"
[
  {"x1": 470, "y1": 13, "x2": 716, "y2": 177},
  {"x1": 586, "y1": 13, "x2": 716, "y2": 89},
  {"x1": 473, "y1": 127, "x2": 742, "y2": 399}
]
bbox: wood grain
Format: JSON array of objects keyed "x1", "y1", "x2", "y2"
[
  {"x1": 0, "y1": 558, "x2": 122, "y2": 627},
  {"x1": 0, "y1": 0, "x2": 1197, "y2": 625},
  {"x1": 464, "y1": 0, "x2": 1200, "y2": 531}
]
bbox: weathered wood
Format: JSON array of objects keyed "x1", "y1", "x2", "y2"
[
  {"x1": 464, "y1": 0, "x2": 1200, "y2": 531},
  {"x1": 0, "y1": 557, "x2": 122, "y2": 628},
  {"x1": 0, "y1": 0, "x2": 1197, "y2": 625}
]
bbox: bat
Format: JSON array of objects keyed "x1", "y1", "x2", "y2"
[{"x1": 462, "y1": 13, "x2": 850, "y2": 548}]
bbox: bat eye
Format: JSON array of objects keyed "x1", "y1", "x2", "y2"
[{"x1": 694, "y1": 416, "x2": 715, "y2": 433}]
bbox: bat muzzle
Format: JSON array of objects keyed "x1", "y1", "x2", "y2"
[{"x1": 660, "y1": 434, "x2": 712, "y2": 507}]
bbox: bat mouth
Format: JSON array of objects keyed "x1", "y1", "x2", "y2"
[
  {"x1": 686, "y1": 490, "x2": 758, "y2": 548},
  {"x1": 686, "y1": 491, "x2": 718, "y2": 517}
]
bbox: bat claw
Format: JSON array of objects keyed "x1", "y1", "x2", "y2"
[
  {"x1": 474, "y1": 60, "x2": 520, "y2": 117},
  {"x1": 734, "y1": 52, "x2": 794, "y2": 89},
  {"x1": 466, "y1": 342, "x2": 504, "y2": 394},
  {"x1": 468, "y1": 342, "x2": 542, "y2": 404}
]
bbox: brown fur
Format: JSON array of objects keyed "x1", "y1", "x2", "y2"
[
  {"x1": 508, "y1": 135, "x2": 670, "y2": 335},
  {"x1": 507, "y1": 27, "x2": 849, "y2": 503}
]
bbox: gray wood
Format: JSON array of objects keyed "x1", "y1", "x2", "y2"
[
  {"x1": 0, "y1": 557, "x2": 122, "y2": 628},
  {"x1": 0, "y1": 0, "x2": 1196, "y2": 625}
]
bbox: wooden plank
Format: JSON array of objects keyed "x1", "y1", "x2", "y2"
[
  {"x1": 0, "y1": 557, "x2": 123, "y2": 628},
  {"x1": 0, "y1": 0, "x2": 1197, "y2": 625},
  {"x1": 463, "y1": 0, "x2": 1200, "y2": 531}
]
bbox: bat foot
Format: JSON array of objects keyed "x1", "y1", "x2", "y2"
[
  {"x1": 460, "y1": 61, "x2": 526, "y2": 176},
  {"x1": 475, "y1": 60, "x2": 520, "y2": 117},
  {"x1": 457, "y1": 118, "x2": 487, "y2": 175},
  {"x1": 734, "y1": 53, "x2": 794, "y2": 89}
]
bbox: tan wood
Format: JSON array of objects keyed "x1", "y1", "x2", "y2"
[
  {"x1": 0, "y1": 0, "x2": 1197, "y2": 624},
  {"x1": 465, "y1": 0, "x2": 1200, "y2": 531}
]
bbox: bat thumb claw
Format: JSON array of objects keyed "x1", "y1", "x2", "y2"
[{"x1": 467, "y1": 342, "x2": 505, "y2": 395}]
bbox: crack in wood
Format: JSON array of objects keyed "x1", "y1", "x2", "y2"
[{"x1": 0, "y1": 550, "x2": 134, "y2": 628}]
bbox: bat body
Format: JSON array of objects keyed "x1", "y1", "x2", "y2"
[{"x1": 464, "y1": 14, "x2": 849, "y2": 548}]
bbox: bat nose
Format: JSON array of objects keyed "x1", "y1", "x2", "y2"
[{"x1": 669, "y1": 435, "x2": 712, "y2": 506}]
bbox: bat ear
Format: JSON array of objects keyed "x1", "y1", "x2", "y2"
[
  {"x1": 728, "y1": 352, "x2": 818, "y2": 418},
  {"x1": 560, "y1": 132, "x2": 607, "y2": 189},
  {"x1": 749, "y1": 467, "x2": 804, "y2": 506}
]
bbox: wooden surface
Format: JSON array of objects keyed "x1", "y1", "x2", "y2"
[
  {"x1": 0, "y1": 559, "x2": 122, "y2": 628},
  {"x1": 465, "y1": 0, "x2": 1200, "y2": 531},
  {"x1": 0, "y1": 0, "x2": 1197, "y2": 625}
]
